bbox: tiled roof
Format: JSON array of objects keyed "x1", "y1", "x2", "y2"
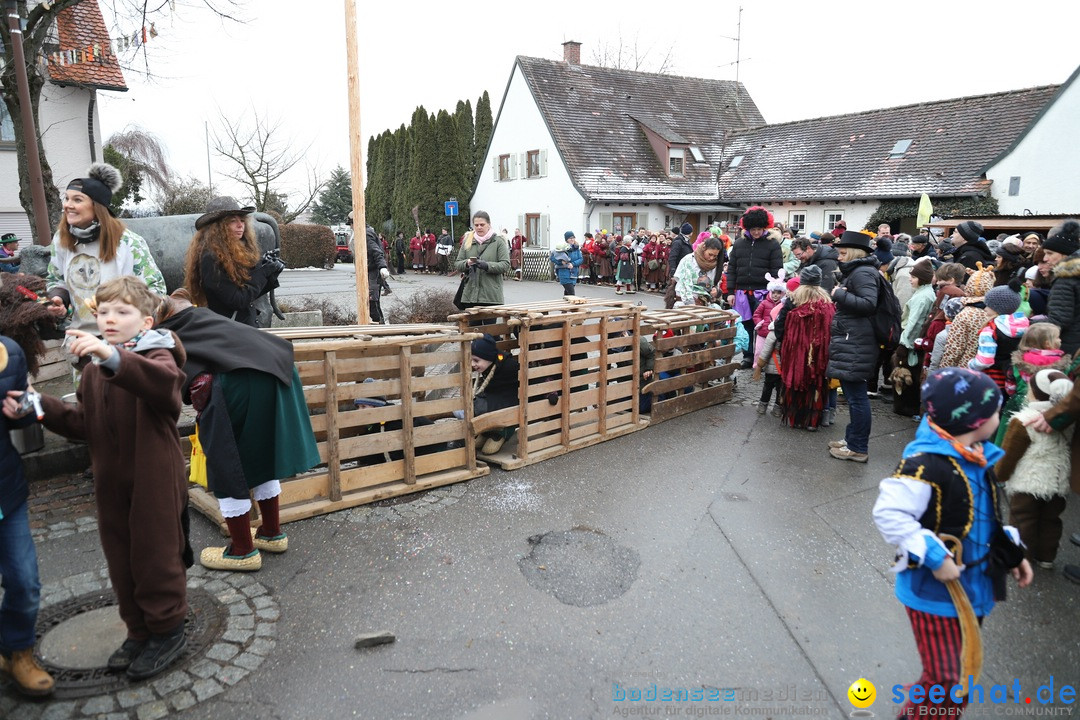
[
  {"x1": 48, "y1": 0, "x2": 127, "y2": 91},
  {"x1": 515, "y1": 56, "x2": 764, "y2": 202},
  {"x1": 716, "y1": 85, "x2": 1060, "y2": 203}
]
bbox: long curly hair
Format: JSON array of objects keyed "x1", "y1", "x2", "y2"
[
  {"x1": 0, "y1": 273, "x2": 56, "y2": 375},
  {"x1": 183, "y1": 216, "x2": 259, "y2": 306}
]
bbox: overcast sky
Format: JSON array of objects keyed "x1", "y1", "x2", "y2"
[{"x1": 96, "y1": 0, "x2": 1080, "y2": 207}]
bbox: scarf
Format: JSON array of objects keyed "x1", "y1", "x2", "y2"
[
  {"x1": 692, "y1": 244, "x2": 718, "y2": 273},
  {"x1": 114, "y1": 330, "x2": 145, "y2": 350},
  {"x1": 473, "y1": 228, "x2": 495, "y2": 244},
  {"x1": 927, "y1": 419, "x2": 988, "y2": 467},
  {"x1": 1022, "y1": 348, "x2": 1065, "y2": 370},
  {"x1": 69, "y1": 221, "x2": 101, "y2": 244}
]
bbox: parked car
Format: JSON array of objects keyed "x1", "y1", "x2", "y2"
[{"x1": 336, "y1": 233, "x2": 353, "y2": 263}]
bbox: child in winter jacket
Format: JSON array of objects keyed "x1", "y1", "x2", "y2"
[
  {"x1": 996, "y1": 369, "x2": 1074, "y2": 568},
  {"x1": 968, "y1": 280, "x2": 1028, "y2": 394},
  {"x1": 752, "y1": 321, "x2": 782, "y2": 417},
  {"x1": 873, "y1": 368, "x2": 1031, "y2": 718},
  {"x1": 752, "y1": 271, "x2": 786, "y2": 341}
]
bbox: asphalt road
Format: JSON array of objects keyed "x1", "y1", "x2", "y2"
[{"x1": 6, "y1": 267, "x2": 1079, "y2": 719}]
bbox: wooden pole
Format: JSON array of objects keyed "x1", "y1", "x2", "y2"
[{"x1": 344, "y1": 0, "x2": 371, "y2": 323}]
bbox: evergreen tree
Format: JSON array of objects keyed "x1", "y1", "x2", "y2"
[
  {"x1": 474, "y1": 91, "x2": 493, "y2": 178},
  {"x1": 434, "y1": 109, "x2": 470, "y2": 232},
  {"x1": 455, "y1": 99, "x2": 475, "y2": 186},
  {"x1": 406, "y1": 107, "x2": 440, "y2": 233},
  {"x1": 367, "y1": 131, "x2": 394, "y2": 232},
  {"x1": 311, "y1": 166, "x2": 353, "y2": 226},
  {"x1": 390, "y1": 124, "x2": 413, "y2": 233}
]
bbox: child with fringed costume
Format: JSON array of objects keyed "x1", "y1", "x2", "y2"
[{"x1": 778, "y1": 266, "x2": 834, "y2": 430}]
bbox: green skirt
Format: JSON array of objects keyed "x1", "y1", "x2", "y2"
[{"x1": 218, "y1": 366, "x2": 321, "y2": 488}]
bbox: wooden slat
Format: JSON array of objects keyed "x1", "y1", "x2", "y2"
[
  {"x1": 324, "y1": 351, "x2": 342, "y2": 502},
  {"x1": 643, "y1": 362, "x2": 737, "y2": 395},
  {"x1": 399, "y1": 346, "x2": 416, "y2": 484},
  {"x1": 650, "y1": 383, "x2": 733, "y2": 423}
]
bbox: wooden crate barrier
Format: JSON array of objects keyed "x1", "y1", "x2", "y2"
[
  {"x1": 451, "y1": 298, "x2": 647, "y2": 470},
  {"x1": 188, "y1": 326, "x2": 489, "y2": 530},
  {"x1": 639, "y1": 306, "x2": 739, "y2": 423}
]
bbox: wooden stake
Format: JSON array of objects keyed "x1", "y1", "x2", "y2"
[{"x1": 344, "y1": 0, "x2": 370, "y2": 323}]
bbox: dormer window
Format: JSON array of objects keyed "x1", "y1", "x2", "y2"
[
  {"x1": 669, "y1": 148, "x2": 685, "y2": 177},
  {"x1": 729, "y1": 155, "x2": 744, "y2": 169}
]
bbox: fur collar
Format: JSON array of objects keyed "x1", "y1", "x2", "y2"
[{"x1": 1052, "y1": 254, "x2": 1080, "y2": 279}]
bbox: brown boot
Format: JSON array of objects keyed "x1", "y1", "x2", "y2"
[{"x1": 1, "y1": 648, "x2": 55, "y2": 696}]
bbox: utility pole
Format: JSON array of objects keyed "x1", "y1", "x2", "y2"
[
  {"x1": 5, "y1": 0, "x2": 53, "y2": 246},
  {"x1": 344, "y1": 0, "x2": 370, "y2": 323}
]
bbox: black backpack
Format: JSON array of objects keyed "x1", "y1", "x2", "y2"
[{"x1": 870, "y1": 272, "x2": 903, "y2": 347}]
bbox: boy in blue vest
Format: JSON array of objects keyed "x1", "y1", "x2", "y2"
[{"x1": 873, "y1": 367, "x2": 1032, "y2": 718}]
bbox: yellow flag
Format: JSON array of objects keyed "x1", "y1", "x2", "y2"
[{"x1": 916, "y1": 193, "x2": 933, "y2": 229}]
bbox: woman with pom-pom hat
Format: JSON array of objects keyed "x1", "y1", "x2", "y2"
[
  {"x1": 1043, "y1": 219, "x2": 1080, "y2": 354},
  {"x1": 44, "y1": 163, "x2": 166, "y2": 333}
]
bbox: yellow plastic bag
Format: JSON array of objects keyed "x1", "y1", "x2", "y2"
[{"x1": 189, "y1": 425, "x2": 208, "y2": 488}]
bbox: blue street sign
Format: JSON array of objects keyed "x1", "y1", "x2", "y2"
[{"x1": 444, "y1": 200, "x2": 459, "y2": 217}]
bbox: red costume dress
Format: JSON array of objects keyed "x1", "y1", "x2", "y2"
[{"x1": 409, "y1": 235, "x2": 424, "y2": 269}]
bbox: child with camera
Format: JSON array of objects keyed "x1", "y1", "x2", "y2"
[{"x1": 3, "y1": 276, "x2": 190, "y2": 682}]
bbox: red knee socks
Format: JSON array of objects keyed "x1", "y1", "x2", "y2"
[
  {"x1": 224, "y1": 513, "x2": 255, "y2": 556},
  {"x1": 256, "y1": 496, "x2": 281, "y2": 538}
]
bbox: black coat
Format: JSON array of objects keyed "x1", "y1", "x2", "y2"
[
  {"x1": 826, "y1": 256, "x2": 881, "y2": 382},
  {"x1": 803, "y1": 245, "x2": 840, "y2": 292},
  {"x1": 667, "y1": 234, "x2": 694, "y2": 277},
  {"x1": 951, "y1": 239, "x2": 994, "y2": 272},
  {"x1": 199, "y1": 253, "x2": 279, "y2": 327},
  {"x1": 1048, "y1": 254, "x2": 1080, "y2": 355},
  {"x1": 0, "y1": 337, "x2": 33, "y2": 516},
  {"x1": 725, "y1": 233, "x2": 784, "y2": 292}
]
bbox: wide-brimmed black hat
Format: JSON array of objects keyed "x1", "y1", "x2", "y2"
[
  {"x1": 195, "y1": 196, "x2": 255, "y2": 230},
  {"x1": 834, "y1": 230, "x2": 875, "y2": 251}
]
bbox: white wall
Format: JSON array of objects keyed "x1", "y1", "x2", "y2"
[
  {"x1": 0, "y1": 84, "x2": 101, "y2": 242},
  {"x1": 756, "y1": 202, "x2": 879, "y2": 234},
  {"x1": 987, "y1": 81, "x2": 1080, "y2": 215},
  {"x1": 471, "y1": 63, "x2": 586, "y2": 249}
]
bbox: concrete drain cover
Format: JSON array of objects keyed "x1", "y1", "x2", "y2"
[{"x1": 518, "y1": 527, "x2": 640, "y2": 607}]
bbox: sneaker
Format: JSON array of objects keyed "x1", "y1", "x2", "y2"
[
  {"x1": 830, "y1": 446, "x2": 868, "y2": 463},
  {"x1": 821, "y1": 408, "x2": 834, "y2": 427},
  {"x1": 828, "y1": 439, "x2": 847, "y2": 449},
  {"x1": 107, "y1": 638, "x2": 146, "y2": 672},
  {"x1": 866, "y1": 390, "x2": 880, "y2": 399},
  {"x1": 757, "y1": 401, "x2": 767, "y2": 415},
  {"x1": 770, "y1": 405, "x2": 783, "y2": 418},
  {"x1": 1036, "y1": 560, "x2": 1054, "y2": 570},
  {"x1": 126, "y1": 624, "x2": 186, "y2": 681}
]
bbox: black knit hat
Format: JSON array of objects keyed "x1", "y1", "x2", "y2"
[
  {"x1": 66, "y1": 162, "x2": 123, "y2": 216},
  {"x1": 798, "y1": 265, "x2": 823, "y2": 286},
  {"x1": 1042, "y1": 220, "x2": 1079, "y2": 256},
  {"x1": 471, "y1": 334, "x2": 501, "y2": 363},
  {"x1": 955, "y1": 220, "x2": 984, "y2": 243},
  {"x1": 921, "y1": 367, "x2": 1001, "y2": 435},
  {"x1": 679, "y1": 222, "x2": 693, "y2": 235}
]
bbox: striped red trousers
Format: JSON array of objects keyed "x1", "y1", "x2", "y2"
[{"x1": 897, "y1": 607, "x2": 973, "y2": 718}]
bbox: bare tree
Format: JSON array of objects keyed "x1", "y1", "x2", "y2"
[
  {"x1": 0, "y1": 1, "x2": 245, "y2": 234},
  {"x1": 157, "y1": 175, "x2": 213, "y2": 216},
  {"x1": 211, "y1": 110, "x2": 325, "y2": 224},
  {"x1": 589, "y1": 32, "x2": 675, "y2": 74}
]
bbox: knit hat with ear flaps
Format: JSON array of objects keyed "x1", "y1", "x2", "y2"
[
  {"x1": 956, "y1": 220, "x2": 984, "y2": 243},
  {"x1": 921, "y1": 367, "x2": 1001, "y2": 435}
]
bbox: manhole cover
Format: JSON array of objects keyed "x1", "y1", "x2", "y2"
[
  {"x1": 33, "y1": 587, "x2": 227, "y2": 700},
  {"x1": 518, "y1": 527, "x2": 640, "y2": 607}
]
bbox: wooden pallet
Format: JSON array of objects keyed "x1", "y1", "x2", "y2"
[
  {"x1": 451, "y1": 299, "x2": 647, "y2": 470},
  {"x1": 188, "y1": 327, "x2": 489, "y2": 532},
  {"x1": 640, "y1": 306, "x2": 739, "y2": 423}
]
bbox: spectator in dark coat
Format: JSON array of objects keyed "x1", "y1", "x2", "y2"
[
  {"x1": 363, "y1": 225, "x2": 391, "y2": 323},
  {"x1": 827, "y1": 231, "x2": 881, "y2": 463},
  {"x1": 950, "y1": 220, "x2": 994, "y2": 271},
  {"x1": 874, "y1": 236, "x2": 894, "y2": 266},
  {"x1": 725, "y1": 207, "x2": 784, "y2": 367},
  {"x1": 666, "y1": 223, "x2": 695, "y2": 279},
  {"x1": 909, "y1": 234, "x2": 938, "y2": 263},
  {"x1": 791, "y1": 237, "x2": 839, "y2": 292},
  {"x1": 1044, "y1": 220, "x2": 1080, "y2": 354}
]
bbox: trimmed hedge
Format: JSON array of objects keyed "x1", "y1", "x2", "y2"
[{"x1": 281, "y1": 223, "x2": 336, "y2": 269}]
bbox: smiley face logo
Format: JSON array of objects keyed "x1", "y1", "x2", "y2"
[{"x1": 847, "y1": 678, "x2": 876, "y2": 709}]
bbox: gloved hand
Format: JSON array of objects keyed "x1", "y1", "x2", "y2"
[
  {"x1": 379, "y1": 268, "x2": 390, "y2": 279},
  {"x1": 475, "y1": 260, "x2": 489, "y2": 271}
]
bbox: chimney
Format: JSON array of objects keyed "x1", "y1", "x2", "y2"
[{"x1": 562, "y1": 40, "x2": 581, "y2": 65}]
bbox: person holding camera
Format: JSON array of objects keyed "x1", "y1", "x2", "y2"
[
  {"x1": 454, "y1": 211, "x2": 510, "y2": 309},
  {"x1": 183, "y1": 197, "x2": 284, "y2": 327}
]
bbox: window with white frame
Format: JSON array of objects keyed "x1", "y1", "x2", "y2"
[
  {"x1": 669, "y1": 148, "x2": 685, "y2": 177},
  {"x1": 789, "y1": 212, "x2": 806, "y2": 233},
  {"x1": 825, "y1": 211, "x2": 844, "y2": 232}
]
